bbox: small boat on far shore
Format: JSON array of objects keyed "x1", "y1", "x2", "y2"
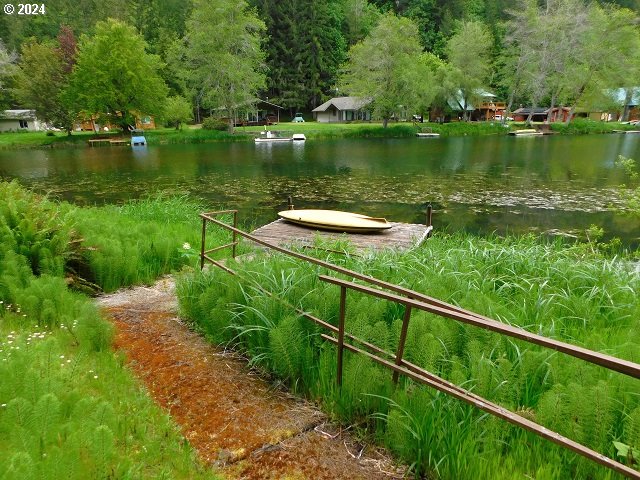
[
  {"x1": 508, "y1": 129, "x2": 543, "y2": 136},
  {"x1": 255, "y1": 131, "x2": 306, "y2": 143},
  {"x1": 416, "y1": 132, "x2": 440, "y2": 138}
]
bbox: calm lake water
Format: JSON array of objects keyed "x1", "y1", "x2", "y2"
[{"x1": 1, "y1": 134, "x2": 639, "y2": 246}]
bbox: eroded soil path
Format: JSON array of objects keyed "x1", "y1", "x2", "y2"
[{"x1": 98, "y1": 278, "x2": 406, "y2": 480}]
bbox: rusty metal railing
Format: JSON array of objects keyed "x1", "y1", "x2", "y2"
[
  {"x1": 318, "y1": 274, "x2": 640, "y2": 479},
  {"x1": 199, "y1": 211, "x2": 640, "y2": 479}
]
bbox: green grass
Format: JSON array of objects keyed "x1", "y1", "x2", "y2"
[
  {"x1": 4, "y1": 118, "x2": 638, "y2": 149},
  {"x1": 0, "y1": 181, "x2": 225, "y2": 479},
  {"x1": 176, "y1": 233, "x2": 640, "y2": 479}
]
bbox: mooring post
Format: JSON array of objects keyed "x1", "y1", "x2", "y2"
[
  {"x1": 200, "y1": 216, "x2": 207, "y2": 270},
  {"x1": 426, "y1": 203, "x2": 433, "y2": 238},
  {"x1": 337, "y1": 285, "x2": 347, "y2": 388},
  {"x1": 232, "y1": 211, "x2": 238, "y2": 259},
  {"x1": 287, "y1": 195, "x2": 294, "y2": 210},
  {"x1": 392, "y1": 305, "x2": 412, "y2": 384}
]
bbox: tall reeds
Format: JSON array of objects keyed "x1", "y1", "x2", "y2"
[{"x1": 177, "y1": 233, "x2": 640, "y2": 478}]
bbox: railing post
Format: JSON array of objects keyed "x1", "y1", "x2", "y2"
[
  {"x1": 392, "y1": 305, "x2": 412, "y2": 384},
  {"x1": 200, "y1": 216, "x2": 207, "y2": 270},
  {"x1": 337, "y1": 285, "x2": 347, "y2": 388},
  {"x1": 287, "y1": 195, "x2": 294, "y2": 210},
  {"x1": 232, "y1": 211, "x2": 238, "y2": 259}
]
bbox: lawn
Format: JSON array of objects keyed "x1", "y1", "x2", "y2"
[{"x1": 2, "y1": 119, "x2": 639, "y2": 149}]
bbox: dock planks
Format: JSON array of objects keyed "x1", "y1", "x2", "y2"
[{"x1": 251, "y1": 218, "x2": 430, "y2": 251}]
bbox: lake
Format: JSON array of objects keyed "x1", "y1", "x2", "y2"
[{"x1": 1, "y1": 134, "x2": 639, "y2": 246}]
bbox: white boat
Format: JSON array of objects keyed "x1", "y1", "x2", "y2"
[
  {"x1": 508, "y1": 129, "x2": 543, "y2": 136},
  {"x1": 278, "y1": 209, "x2": 392, "y2": 233},
  {"x1": 255, "y1": 136, "x2": 291, "y2": 143},
  {"x1": 416, "y1": 132, "x2": 440, "y2": 138},
  {"x1": 254, "y1": 131, "x2": 306, "y2": 143}
]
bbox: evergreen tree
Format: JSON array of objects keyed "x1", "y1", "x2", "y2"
[{"x1": 253, "y1": 0, "x2": 346, "y2": 111}]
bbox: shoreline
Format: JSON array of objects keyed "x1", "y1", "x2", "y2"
[{"x1": 1, "y1": 119, "x2": 638, "y2": 150}]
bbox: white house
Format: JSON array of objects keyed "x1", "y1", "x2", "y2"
[
  {"x1": 312, "y1": 97, "x2": 371, "y2": 123},
  {"x1": 0, "y1": 110, "x2": 44, "y2": 132}
]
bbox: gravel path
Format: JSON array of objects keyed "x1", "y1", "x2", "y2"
[{"x1": 98, "y1": 277, "x2": 406, "y2": 480}]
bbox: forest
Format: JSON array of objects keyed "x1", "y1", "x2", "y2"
[{"x1": 0, "y1": 0, "x2": 639, "y2": 131}]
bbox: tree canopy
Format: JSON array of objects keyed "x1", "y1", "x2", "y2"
[
  {"x1": 339, "y1": 13, "x2": 437, "y2": 127},
  {"x1": 67, "y1": 19, "x2": 168, "y2": 131},
  {"x1": 179, "y1": 0, "x2": 266, "y2": 132},
  {"x1": 1, "y1": 0, "x2": 639, "y2": 125},
  {"x1": 12, "y1": 39, "x2": 76, "y2": 133}
]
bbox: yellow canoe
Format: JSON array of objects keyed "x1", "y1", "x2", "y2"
[{"x1": 278, "y1": 209, "x2": 392, "y2": 233}]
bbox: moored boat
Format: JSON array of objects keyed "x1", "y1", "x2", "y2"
[
  {"x1": 278, "y1": 209, "x2": 392, "y2": 233},
  {"x1": 254, "y1": 131, "x2": 306, "y2": 143},
  {"x1": 508, "y1": 129, "x2": 543, "y2": 136}
]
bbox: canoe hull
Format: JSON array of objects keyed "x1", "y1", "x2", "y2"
[{"x1": 278, "y1": 209, "x2": 392, "y2": 233}]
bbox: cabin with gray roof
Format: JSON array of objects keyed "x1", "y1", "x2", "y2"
[
  {"x1": 0, "y1": 110, "x2": 44, "y2": 132},
  {"x1": 312, "y1": 97, "x2": 372, "y2": 123}
]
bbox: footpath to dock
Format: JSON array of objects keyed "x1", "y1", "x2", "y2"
[{"x1": 98, "y1": 277, "x2": 406, "y2": 480}]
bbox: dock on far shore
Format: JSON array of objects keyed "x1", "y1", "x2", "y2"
[{"x1": 88, "y1": 138, "x2": 130, "y2": 146}]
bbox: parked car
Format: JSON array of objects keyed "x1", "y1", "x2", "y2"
[
  {"x1": 494, "y1": 114, "x2": 513, "y2": 121},
  {"x1": 292, "y1": 113, "x2": 305, "y2": 123}
]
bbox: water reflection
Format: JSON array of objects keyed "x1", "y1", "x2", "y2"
[{"x1": 0, "y1": 135, "x2": 638, "y2": 246}]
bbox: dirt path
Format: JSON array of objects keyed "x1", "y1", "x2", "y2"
[{"x1": 98, "y1": 278, "x2": 406, "y2": 480}]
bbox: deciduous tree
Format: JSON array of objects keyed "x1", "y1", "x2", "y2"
[
  {"x1": 340, "y1": 13, "x2": 437, "y2": 127},
  {"x1": 164, "y1": 95, "x2": 193, "y2": 130},
  {"x1": 446, "y1": 20, "x2": 493, "y2": 121},
  {"x1": 180, "y1": 0, "x2": 266, "y2": 132},
  {"x1": 67, "y1": 19, "x2": 168, "y2": 132},
  {"x1": 0, "y1": 41, "x2": 16, "y2": 108},
  {"x1": 12, "y1": 40, "x2": 77, "y2": 134}
]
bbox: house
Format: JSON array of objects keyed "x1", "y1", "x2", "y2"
[
  {"x1": 312, "y1": 97, "x2": 371, "y2": 123},
  {"x1": 234, "y1": 99, "x2": 284, "y2": 126},
  {"x1": 511, "y1": 107, "x2": 571, "y2": 123},
  {"x1": 442, "y1": 90, "x2": 506, "y2": 121},
  {"x1": 602, "y1": 88, "x2": 639, "y2": 121},
  {"x1": 0, "y1": 110, "x2": 44, "y2": 132}
]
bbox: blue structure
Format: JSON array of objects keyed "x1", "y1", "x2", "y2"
[{"x1": 131, "y1": 128, "x2": 147, "y2": 146}]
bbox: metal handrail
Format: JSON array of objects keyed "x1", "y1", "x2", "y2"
[
  {"x1": 199, "y1": 212, "x2": 640, "y2": 379},
  {"x1": 318, "y1": 274, "x2": 640, "y2": 479},
  {"x1": 199, "y1": 212, "x2": 640, "y2": 479}
]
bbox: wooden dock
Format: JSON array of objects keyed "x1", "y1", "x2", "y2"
[
  {"x1": 88, "y1": 138, "x2": 130, "y2": 146},
  {"x1": 251, "y1": 219, "x2": 431, "y2": 251}
]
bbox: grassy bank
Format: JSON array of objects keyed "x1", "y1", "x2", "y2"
[
  {"x1": 176, "y1": 234, "x2": 640, "y2": 479},
  {"x1": 3, "y1": 118, "x2": 639, "y2": 149},
  {"x1": 0, "y1": 181, "x2": 230, "y2": 479}
]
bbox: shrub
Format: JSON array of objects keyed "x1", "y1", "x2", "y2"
[{"x1": 201, "y1": 117, "x2": 228, "y2": 131}]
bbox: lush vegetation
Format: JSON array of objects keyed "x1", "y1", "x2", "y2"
[
  {"x1": 6, "y1": 119, "x2": 640, "y2": 149},
  {"x1": 176, "y1": 234, "x2": 640, "y2": 479},
  {"x1": 0, "y1": 181, "x2": 230, "y2": 479},
  {"x1": 1, "y1": 0, "x2": 639, "y2": 133}
]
